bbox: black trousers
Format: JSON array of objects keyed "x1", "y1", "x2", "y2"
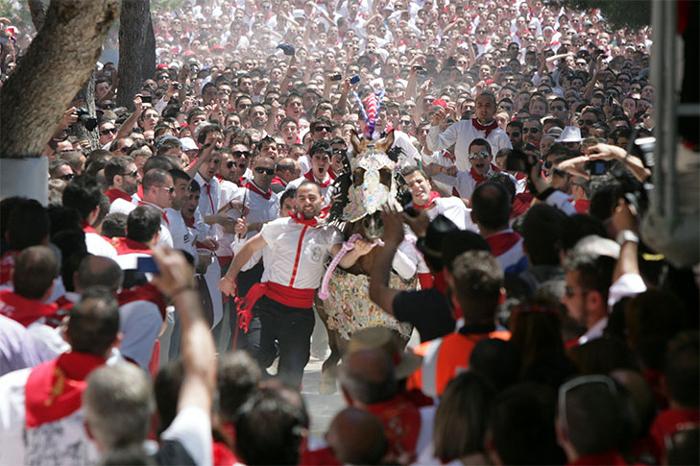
[
  {"x1": 254, "y1": 295, "x2": 315, "y2": 388},
  {"x1": 230, "y1": 261, "x2": 266, "y2": 354}
]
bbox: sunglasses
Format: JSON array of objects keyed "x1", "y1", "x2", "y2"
[
  {"x1": 469, "y1": 151, "x2": 491, "y2": 160},
  {"x1": 59, "y1": 173, "x2": 74, "y2": 181},
  {"x1": 314, "y1": 126, "x2": 332, "y2": 133},
  {"x1": 400, "y1": 119, "x2": 413, "y2": 125},
  {"x1": 254, "y1": 167, "x2": 275, "y2": 176},
  {"x1": 227, "y1": 161, "x2": 247, "y2": 169},
  {"x1": 101, "y1": 128, "x2": 117, "y2": 135},
  {"x1": 551, "y1": 105, "x2": 565, "y2": 111},
  {"x1": 277, "y1": 164, "x2": 294, "y2": 171},
  {"x1": 232, "y1": 150, "x2": 251, "y2": 158},
  {"x1": 579, "y1": 119, "x2": 596, "y2": 125},
  {"x1": 332, "y1": 148, "x2": 346, "y2": 155},
  {"x1": 122, "y1": 169, "x2": 138, "y2": 177},
  {"x1": 523, "y1": 127, "x2": 540, "y2": 133},
  {"x1": 162, "y1": 185, "x2": 175, "y2": 194},
  {"x1": 508, "y1": 132, "x2": 521, "y2": 138}
]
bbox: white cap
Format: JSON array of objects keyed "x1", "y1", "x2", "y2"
[
  {"x1": 556, "y1": 126, "x2": 583, "y2": 143},
  {"x1": 180, "y1": 137, "x2": 198, "y2": 151}
]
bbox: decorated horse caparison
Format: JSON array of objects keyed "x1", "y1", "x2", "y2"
[{"x1": 315, "y1": 131, "x2": 422, "y2": 393}]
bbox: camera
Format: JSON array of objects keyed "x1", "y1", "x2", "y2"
[
  {"x1": 75, "y1": 108, "x2": 98, "y2": 131},
  {"x1": 585, "y1": 160, "x2": 609, "y2": 176},
  {"x1": 329, "y1": 73, "x2": 342, "y2": 81}
]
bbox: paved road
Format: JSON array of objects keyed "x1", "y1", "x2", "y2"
[{"x1": 301, "y1": 356, "x2": 347, "y2": 436}]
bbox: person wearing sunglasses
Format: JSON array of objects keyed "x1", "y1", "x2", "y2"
[
  {"x1": 48, "y1": 160, "x2": 75, "y2": 183},
  {"x1": 271, "y1": 157, "x2": 299, "y2": 192},
  {"x1": 126, "y1": 168, "x2": 176, "y2": 250},
  {"x1": 103, "y1": 156, "x2": 140, "y2": 207},
  {"x1": 506, "y1": 120, "x2": 524, "y2": 150},
  {"x1": 522, "y1": 118, "x2": 543, "y2": 147},
  {"x1": 427, "y1": 92, "x2": 512, "y2": 172},
  {"x1": 433, "y1": 139, "x2": 501, "y2": 203}
]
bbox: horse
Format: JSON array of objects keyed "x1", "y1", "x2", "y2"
[{"x1": 315, "y1": 131, "x2": 420, "y2": 394}]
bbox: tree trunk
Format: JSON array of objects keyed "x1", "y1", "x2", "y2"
[
  {"x1": 27, "y1": 0, "x2": 48, "y2": 32},
  {"x1": 143, "y1": 5, "x2": 157, "y2": 81},
  {"x1": 116, "y1": 0, "x2": 149, "y2": 111},
  {"x1": 0, "y1": 0, "x2": 119, "y2": 158}
]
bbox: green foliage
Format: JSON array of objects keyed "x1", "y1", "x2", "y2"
[{"x1": 561, "y1": 0, "x2": 651, "y2": 30}]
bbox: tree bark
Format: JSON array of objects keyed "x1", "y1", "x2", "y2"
[
  {"x1": 27, "y1": 0, "x2": 48, "y2": 32},
  {"x1": 143, "y1": 5, "x2": 157, "y2": 81},
  {"x1": 116, "y1": 0, "x2": 149, "y2": 110},
  {"x1": 74, "y1": 72, "x2": 100, "y2": 150},
  {"x1": 0, "y1": 0, "x2": 119, "y2": 158}
]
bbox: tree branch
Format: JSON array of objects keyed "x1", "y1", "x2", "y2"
[{"x1": 0, "y1": 0, "x2": 119, "y2": 158}]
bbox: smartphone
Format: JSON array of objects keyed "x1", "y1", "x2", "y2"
[
  {"x1": 137, "y1": 256, "x2": 159, "y2": 274},
  {"x1": 141, "y1": 95, "x2": 152, "y2": 104},
  {"x1": 350, "y1": 75, "x2": 361, "y2": 84},
  {"x1": 330, "y1": 73, "x2": 342, "y2": 81}
]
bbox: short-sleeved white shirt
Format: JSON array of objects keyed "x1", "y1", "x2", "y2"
[{"x1": 260, "y1": 217, "x2": 343, "y2": 289}]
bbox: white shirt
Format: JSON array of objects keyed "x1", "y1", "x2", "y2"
[
  {"x1": 108, "y1": 200, "x2": 174, "y2": 248},
  {"x1": 286, "y1": 175, "x2": 335, "y2": 209},
  {"x1": 194, "y1": 173, "x2": 220, "y2": 240},
  {"x1": 420, "y1": 196, "x2": 479, "y2": 232},
  {"x1": 260, "y1": 217, "x2": 343, "y2": 289},
  {"x1": 84, "y1": 231, "x2": 118, "y2": 259},
  {"x1": 217, "y1": 183, "x2": 279, "y2": 258},
  {"x1": 427, "y1": 119, "x2": 512, "y2": 171}
]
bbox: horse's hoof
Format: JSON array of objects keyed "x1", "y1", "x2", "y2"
[{"x1": 319, "y1": 373, "x2": 338, "y2": 395}]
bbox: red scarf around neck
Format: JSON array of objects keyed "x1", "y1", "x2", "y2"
[
  {"x1": 25, "y1": 352, "x2": 106, "y2": 428},
  {"x1": 245, "y1": 181, "x2": 272, "y2": 200},
  {"x1": 413, "y1": 191, "x2": 440, "y2": 211},
  {"x1": 304, "y1": 170, "x2": 332, "y2": 188},
  {"x1": 472, "y1": 118, "x2": 499, "y2": 137},
  {"x1": 292, "y1": 212, "x2": 319, "y2": 227},
  {"x1": 0, "y1": 290, "x2": 59, "y2": 327}
]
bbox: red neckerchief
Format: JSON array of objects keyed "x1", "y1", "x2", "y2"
[
  {"x1": 114, "y1": 237, "x2": 151, "y2": 255},
  {"x1": 412, "y1": 191, "x2": 440, "y2": 211},
  {"x1": 469, "y1": 167, "x2": 488, "y2": 183},
  {"x1": 472, "y1": 118, "x2": 499, "y2": 137},
  {"x1": 442, "y1": 150, "x2": 456, "y2": 162},
  {"x1": 25, "y1": 352, "x2": 106, "y2": 428},
  {"x1": 204, "y1": 181, "x2": 216, "y2": 213},
  {"x1": 271, "y1": 176, "x2": 287, "y2": 187},
  {"x1": 365, "y1": 394, "x2": 422, "y2": 459},
  {"x1": 245, "y1": 181, "x2": 272, "y2": 200},
  {"x1": 486, "y1": 230, "x2": 522, "y2": 257},
  {"x1": 292, "y1": 212, "x2": 319, "y2": 227},
  {"x1": 574, "y1": 199, "x2": 590, "y2": 214},
  {"x1": 511, "y1": 192, "x2": 534, "y2": 219},
  {"x1": 104, "y1": 188, "x2": 132, "y2": 203},
  {"x1": 0, "y1": 250, "x2": 19, "y2": 286},
  {"x1": 138, "y1": 201, "x2": 169, "y2": 226},
  {"x1": 304, "y1": 170, "x2": 332, "y2": 188},
  {"x1": 0, "y1": 290, "x2": 60, "y2": 327},
  {"x1": 118, "y1": 283, "x2": 167, "y2": 319},
  {"x1": 183, "y1": 214, "x2": 195, "y2": 228}
]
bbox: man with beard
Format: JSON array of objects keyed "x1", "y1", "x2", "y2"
[
  {"x1": 427, "y1": 92, "x2": 511, "y2": 171},
  {"x1": 220, "y1": 181, "x2": 375, "y2": 387},
  {"x1": 103, "y1": 157, "x2": 140, "y2": 207}
]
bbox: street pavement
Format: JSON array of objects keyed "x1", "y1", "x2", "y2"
[{"x1": 301, "y1": 356, "x2": 347, "y2": 436}]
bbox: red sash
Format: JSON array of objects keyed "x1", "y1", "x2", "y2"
[
  {"x1": 138, "y1": 201, "x2": 169, "y2": 226},
  {"x1": 0, "y1": 290, "x2": 59, "y2": 327},
  {"x1": 412, "y1": 191, "x2": 440, "y2": 211},
  {"x1": 236, "y1": 282, "x2": 316, "y2": 332},
  {"x1": 25, "y1": 352, "x2": 106, "y2": 428},
  {"x1": 104, "y1": 188, "x2": 132, "y2": 203}
]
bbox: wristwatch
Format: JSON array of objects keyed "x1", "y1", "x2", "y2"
[{"x1": 616, "y1": 229, "x2": 639, "y2": 245}]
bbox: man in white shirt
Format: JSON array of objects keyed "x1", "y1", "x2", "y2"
[
  {"x1": 286, "y1": 140, "x2": 336, "y2": 210},
  {"x1": 432, "y1": 138, "x2": 502, "y2": 201},
  {"x1": 220, "y1": 181, "x2": 375, "y2": 387},
  {"x1": 401, "y1": 166, "x2": 477, "y2": 232},
  {"x1": 427, "y1": 92, "x2": 511, "y2": 171}
]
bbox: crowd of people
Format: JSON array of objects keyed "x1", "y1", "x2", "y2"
[{"x1": 0, "y1": 0, "x2": 698, "y2": 464}]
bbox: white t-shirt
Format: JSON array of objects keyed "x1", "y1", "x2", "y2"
[
  {"x1": 427, "y1": 119, "x2": 512, "y2": 171},
  {"x1": 260, "y1": 217, "x2": 343, "y2": 289},
  {"x1": 84, "y1": 231, "x2": 118, "y2": 259}
]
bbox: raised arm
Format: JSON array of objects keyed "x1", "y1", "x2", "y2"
[{"x1": 368, "y1": 206, "x2": 405, "y2": 315}]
